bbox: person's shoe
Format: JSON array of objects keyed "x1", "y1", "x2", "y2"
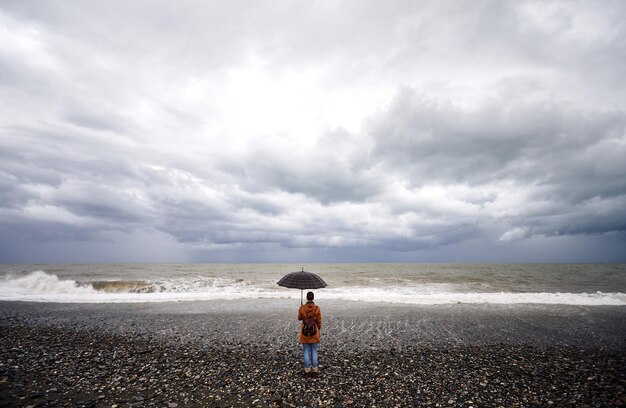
[
  {"x1": 304, "y1": 367, "x2": 311, "y2": 374},
  {"x1": 312, "y1": 367, "x2": 319, "y2": 374}
]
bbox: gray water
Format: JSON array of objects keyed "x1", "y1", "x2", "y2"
[
  {"x1": 0, "y1": 263, "x2": 625, "y2": 304},
  {"x1": 1, "y1": 263, "x2": 625, "y2": 291}
]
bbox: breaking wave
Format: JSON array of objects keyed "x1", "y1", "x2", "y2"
[
  {"x1": 90, "y1": 280, "x2": 151, "y2": 293},
  {"x1": 0, "y1": 270, "x2": 625, "y2": 305}
]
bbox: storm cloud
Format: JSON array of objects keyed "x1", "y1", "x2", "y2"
[{"x1": 1, "y1": 0, "x2": 625, "y2": 262}]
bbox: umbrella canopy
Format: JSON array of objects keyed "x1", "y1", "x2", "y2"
[{"x1": 277, "y1": 268, "x2": 327, "y2": 304}]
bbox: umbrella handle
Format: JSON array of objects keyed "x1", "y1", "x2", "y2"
[{"x1": 301, "y1": 289, "x2": 303, "y2": 305}]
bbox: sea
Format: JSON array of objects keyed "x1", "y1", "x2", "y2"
[{"x1": 0, "y1": 263, "x2": 625, "y2": 305}]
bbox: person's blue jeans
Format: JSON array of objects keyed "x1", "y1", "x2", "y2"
[{"x1": 303, "y1": 343, "x2": 319, "y2": 369}]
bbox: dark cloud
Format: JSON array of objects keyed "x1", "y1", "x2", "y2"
[
  {"x1": 385, "y1": 89, "x2": 624, "y2": 241},
  {"x1": 0, "y1": 1, "x2": 625, "y2": 262},
  {"x1": 223, "y1": 128, "x2": 384, "y2": 204},
  {"x1": 369, "y1": 86, "x2": 625, "y2": 183}
]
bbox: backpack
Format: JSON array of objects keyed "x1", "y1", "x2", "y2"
[{"x1": 302, "y1": 307, "x2": 318, "y2": 337}]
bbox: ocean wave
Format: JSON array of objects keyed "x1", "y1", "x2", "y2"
[
  {"x1": 0, "y1": 270, "x2": 96, "y2": 295},
  {"x1": 0, "y1": 271, "x2": 625, "y2": 305},
  {"x1": 89, "y1": 280, "x2": 151, "y2": 293}
]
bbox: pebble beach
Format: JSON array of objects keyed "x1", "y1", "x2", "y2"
[{"x1": 1, "y1": 300, "x2": 625, "y2": 407}]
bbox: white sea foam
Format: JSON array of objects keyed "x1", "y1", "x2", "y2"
[
  {"x1": 0, "y1": 271, "x2": 625, "y2": 305},
  {"x1": 0, "y1": 270, "x2": 96, "y2": 295},
  {"x1": 322, "y1": 287, "x2": 626, "y2": 306}
]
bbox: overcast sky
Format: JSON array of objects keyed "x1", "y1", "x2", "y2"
[{"x1": 1, "y1": 0, "x2": 625, "y2": 263}]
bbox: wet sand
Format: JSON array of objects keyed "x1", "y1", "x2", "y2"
[{"x1": 1, "y1": 300, "x2": 625, "y2": 406}]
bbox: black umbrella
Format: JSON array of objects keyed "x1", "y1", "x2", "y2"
[{"x1": 277, "y1": 267, "x2": 327, "y2": 304}]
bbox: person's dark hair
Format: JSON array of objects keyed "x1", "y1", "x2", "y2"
[{"x1": 307, "y1": 291, "x2": 314, "y2": 301}]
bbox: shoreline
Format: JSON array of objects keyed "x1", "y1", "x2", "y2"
[
  {"x1": 2, "y1": 300, "x2": 625, "y2": 350},
  {"x1": 1, "y1": 300, "x2": 625, "y2": 406}
]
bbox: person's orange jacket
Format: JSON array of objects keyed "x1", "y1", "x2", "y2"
[{"x1": 297, "y1": 301, "x2": 322, "y2": 344}]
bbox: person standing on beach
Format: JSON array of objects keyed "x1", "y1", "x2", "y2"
[{"x1": 298, "y1": 291, "x2": 322, "y2": 374}]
